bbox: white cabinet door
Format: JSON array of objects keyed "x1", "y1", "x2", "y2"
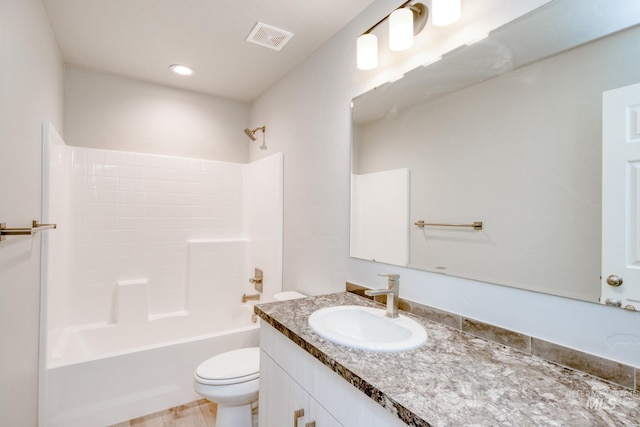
[
  {"x1": 602, "y1": 82, "x2": 640, "y2": 310},
  {"x1": 260, "y1": 350, "x2": 343, "y2": 427},
  {"x1": 309, "y1": 398, "x2": 343, "y2": 427},
  {"x1": 259, "y1": 350, "x2": 308, "y2": 427}
]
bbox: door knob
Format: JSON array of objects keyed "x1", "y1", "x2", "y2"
[{"x1": 606, "y1": 274, "x2": 623, "y2": 287}]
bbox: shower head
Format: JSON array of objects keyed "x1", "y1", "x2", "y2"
[
  {"x1": 243, "y1": 126, "x2": 267, "y2": 149},
  {"x1": 243, "y1": 128, "x2": 257, "y2": 141}
]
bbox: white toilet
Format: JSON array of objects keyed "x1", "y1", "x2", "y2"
[
  {"x1": 194, "y1": 347, "x2": 260, "y2": 427},
  {"x1": 273, "y1": 291, "x2": 307, "y2": 301},
  {"x1": 193, "y1": 291, "x2": 306, "y2": 427}
]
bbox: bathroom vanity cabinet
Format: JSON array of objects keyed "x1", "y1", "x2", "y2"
[
  {"x1": 259, "y1": 322, "x2": 407, "y2": 427},
  {"x1": 256, "y1": 292, "x2": 640, "y2": 427}
]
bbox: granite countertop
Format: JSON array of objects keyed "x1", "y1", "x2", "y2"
[{"x1": 255, "y1": 292, "x2": 640, "y2": 427}]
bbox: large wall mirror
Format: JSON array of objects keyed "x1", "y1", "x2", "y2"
[{"x1": 351, "y1": 0, "x2": 640, "y2": 307}]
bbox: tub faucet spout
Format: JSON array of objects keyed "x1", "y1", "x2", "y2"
[
  {"x1": 241, "y1": 293, "x2": 261, "y2": 303},
  {"x1": 364, "y1": 274, "x2": 400, "y2": 318}
]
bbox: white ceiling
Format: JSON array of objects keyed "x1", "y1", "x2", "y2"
[{"x1": 42, "y1": 0, "x2": 375, "y2": 103}]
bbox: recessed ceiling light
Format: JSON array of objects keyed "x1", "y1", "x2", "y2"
[{"x1": 169, "y1": 64, "x2": 194, "y2": 76}]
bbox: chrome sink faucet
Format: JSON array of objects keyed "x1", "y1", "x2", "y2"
[{"x1": 364, "y1": 274, "x2": 400, "y2": 318}]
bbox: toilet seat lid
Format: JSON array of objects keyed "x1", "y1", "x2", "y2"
[{"x1": 195, "y1": 347, "x2": 260, "y2": 384}]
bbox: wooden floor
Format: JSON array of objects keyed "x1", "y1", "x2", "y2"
[{"x1": 108, "y1": 399, "x2": 217, "y2": 427}]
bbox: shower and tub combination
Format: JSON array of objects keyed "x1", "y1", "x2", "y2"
[{"x1": 41, "y1": 123, "x2": 283, "y2": 427}]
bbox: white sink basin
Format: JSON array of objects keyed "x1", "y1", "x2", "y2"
[{"x1": 308, "y1": 305, "x2": 427, "y2": 352}]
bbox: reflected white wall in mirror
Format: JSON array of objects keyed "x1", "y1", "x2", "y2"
[{"x1": 351, "y1": 0, "x2": 640, "y2": 306}]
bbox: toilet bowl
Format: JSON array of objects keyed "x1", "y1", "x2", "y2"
[
  {"x1": 194, "y1": 292, "x2": 306, "y2": 426},
  {"x1": 194, "y1": 347, "x2": 260, "y2": 427}
]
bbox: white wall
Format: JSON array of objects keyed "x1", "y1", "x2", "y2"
[
  {"x1": 64, "y1": 67, "x2": 251, "y2": 163},
  {"x1": 0, "y1": 1, "x2": 64, "y2": 425},
  {"x1": 250, "y1": 0, "x2": 640, "y2": 368}
]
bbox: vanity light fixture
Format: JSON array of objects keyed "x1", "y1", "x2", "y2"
[
  {"x1": 389, "y1": 7, "x2": 415, "y2": 51},
  {"x1": 357, "y1": 0, "x2": 459, "y2": 70},
  {"x1": 169, "y1": 64, "x2": 195, "y2": 76},
  {"x1": 357, "y1": 33, "x2": 379, "y2": 70},
  {"x1": 357, "y1": 1, "x2": 428, "y2": 70}
]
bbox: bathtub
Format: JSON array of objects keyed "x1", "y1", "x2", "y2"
[{"x1": 45, "y1": 305, "x2": 260, "y2": 427}]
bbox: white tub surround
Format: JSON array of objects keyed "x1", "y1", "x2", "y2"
[
  {"x1": 44, "y1": 123, "x2": 283, "y2": 349},
  {"x1": 45, "y1": 126, "x2": 283, "y2": 330}
]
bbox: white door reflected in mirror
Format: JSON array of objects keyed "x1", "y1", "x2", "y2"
[{"x1": 601, "y1": 82, "x2": 640, "y2": 311}]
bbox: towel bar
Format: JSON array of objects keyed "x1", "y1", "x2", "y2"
[
  {"x1": 0, "y1": 220, "x2": 57, "y2": 242},
  {"x1": 414, "y1": 220, "x2": 483, "y2": 230}
]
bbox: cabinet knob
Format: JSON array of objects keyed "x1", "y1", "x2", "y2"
[{"x1": 294, "y1": 408, "x2": 304, "y2": 427}]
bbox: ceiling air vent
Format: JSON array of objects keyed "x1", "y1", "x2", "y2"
[{"x1": 246, "y1": 22, "x2": 294, "y2": 51}]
